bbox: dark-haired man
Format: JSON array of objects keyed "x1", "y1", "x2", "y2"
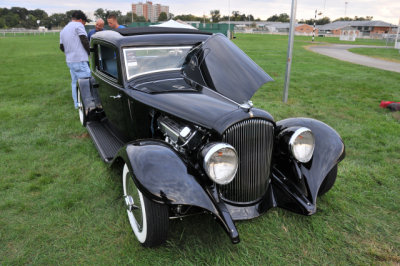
[
  {"x1": 60, "y1": 10, "x2": 91, "y2": 109},
  {"x1": 107, "y1": 14, "x2": 126, "y2": 29}
]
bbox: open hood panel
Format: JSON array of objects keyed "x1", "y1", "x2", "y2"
[{"x1": 184, "y1": 34, "x2": 273, "y2": 104}]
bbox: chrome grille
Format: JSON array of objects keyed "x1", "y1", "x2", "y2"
[{"x1": 220, "y1": 119, "x2": 274, "y2": 203}]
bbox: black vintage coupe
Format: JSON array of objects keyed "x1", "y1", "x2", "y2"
[{"x1": 77, "y1": 27, "x2": 345, "y2": 247}]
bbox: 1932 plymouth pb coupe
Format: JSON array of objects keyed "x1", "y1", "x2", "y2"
[{"x1": 77, "y1": 27, "x2": 345, "y2": 247}]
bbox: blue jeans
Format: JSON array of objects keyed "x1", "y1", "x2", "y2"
[{"x1": 67, "y1": 61, "x2": 91, "y2": 108}]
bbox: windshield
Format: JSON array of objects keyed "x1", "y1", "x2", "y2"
[{"x1": 123, "y1": 46, "x2": 192, "y2": 80}]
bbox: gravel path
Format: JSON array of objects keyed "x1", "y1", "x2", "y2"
[{"x1": 307, "y1": 44, "x2": 400, "y2": 73}]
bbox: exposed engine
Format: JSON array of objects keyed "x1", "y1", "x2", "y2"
[{"x1": 157, "y1": 115, "x2": 205, "y2": 154}]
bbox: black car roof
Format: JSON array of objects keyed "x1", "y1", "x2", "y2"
[{"x1": 91, "y1": 27, "x2": 212, "y2": 47}]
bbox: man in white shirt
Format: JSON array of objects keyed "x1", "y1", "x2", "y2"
[{"x1": 60, "y1": 10, "x2": 91, "y2": 109}]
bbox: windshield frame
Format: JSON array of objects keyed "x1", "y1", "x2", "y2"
[{"x1": 123, "y1": 46, "x2": 193, "y2": 80}]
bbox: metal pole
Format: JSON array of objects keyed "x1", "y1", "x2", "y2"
[
  {"x1": 312, "y1": 9, "x2": 317, "y2": 42},
  {"x1": 228, "y1": 0, "x2": 231, "y2": 39},
  {"x1": 395, "y1": 17, "x2": 400, "y2": 49},
  {"x1": 283, "y1": 0, "x2": 297, "y2": 103}
]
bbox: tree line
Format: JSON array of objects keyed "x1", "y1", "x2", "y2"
[
  {"x1": 0, "y1": 7, "x2": 374, "y2": 29},
  {"x1": 0, "y1": 7, "x2": 93, "y2": 29}
]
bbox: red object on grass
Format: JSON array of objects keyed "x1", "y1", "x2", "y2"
[{"x1": 380, "y1": 101, "x2": 400, "y2": 108}]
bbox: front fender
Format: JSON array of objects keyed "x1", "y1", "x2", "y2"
[
  {"x1": 115, "y1": 140, "x2": 240, "y2": 243},
  {"x1": 273, "y1": 118, "x2": 345, "y2": 214}
]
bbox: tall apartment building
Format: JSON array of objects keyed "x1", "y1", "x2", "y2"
[{"x1": 132, "y1": 1, "x2": 169, "y2": 22}]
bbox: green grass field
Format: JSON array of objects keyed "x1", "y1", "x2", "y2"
[
  {"x1": 1, "y1": 33, "x2": 399, "y2": 264},
  {"x1": 349, "y1": 47, "x2": 400, "y2": 63}
]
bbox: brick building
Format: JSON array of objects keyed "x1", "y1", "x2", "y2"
[
  {"x1": 317, "y1": 20, "x2": 397, "y2": 37},
  {"x1": 132, "y1": 1, "x2": 169, "y2": 22}
]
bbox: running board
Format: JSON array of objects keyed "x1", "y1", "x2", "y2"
[{"x1": 86, "y1": 120, "x2": 124, "y2": 163}]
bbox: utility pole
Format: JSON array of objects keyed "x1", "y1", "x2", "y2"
[
  {"x1": 312, "y1": 9, "x2": 317, "y2": 42},
  {"x1": 283, "y1": 0, "x2": 297, "y2": 103},
  {"x1": 395, "y1": 17, "x2": 400, "y2": 51},
  {"x1": 228, "y1": 0, "x2": 231, "y2": 39},
  {"x1": 345, "y1": 2, "x2": 348, "y2": 18}
]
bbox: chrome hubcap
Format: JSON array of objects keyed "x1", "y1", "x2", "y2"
[
  {"x1": 124, "y1": 195, "x2": 139, "y2": 212},
  {"x1": 124, "y1": 170, "x2": 143, "y2": 230}
]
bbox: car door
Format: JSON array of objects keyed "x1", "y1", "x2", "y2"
[{"x1": 94, "y1": 43, "x2": 129, "y2": 139}]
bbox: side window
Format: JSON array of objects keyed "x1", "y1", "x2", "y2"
[{"x1": 97, "y1": 44, "x2": 118, "y2": 79}]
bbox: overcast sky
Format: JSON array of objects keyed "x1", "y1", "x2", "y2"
[{"x1": 2, "y1": 0, "x2": 399, "y2": 24}]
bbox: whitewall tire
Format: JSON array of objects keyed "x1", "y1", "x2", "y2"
[
  {"x1": 77, "y1": 87, "x2": 86, "y2": 126},
  {"x1": 122, "y1": 164, "x2": 169, "y2": 247}
]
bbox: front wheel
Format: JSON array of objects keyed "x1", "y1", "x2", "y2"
[{"x1": 122, "y1": 164, "x2": 169, "y2": 247}]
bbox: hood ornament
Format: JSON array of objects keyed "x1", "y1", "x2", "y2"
[{"x1": 239, "y1": 101, "x2": 253, "y2": 113}]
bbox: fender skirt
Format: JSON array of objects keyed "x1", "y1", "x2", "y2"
[
  {"x1": 116, "y1": 140, "x2": 240, "y2": 244},
  {"x1": 273, "y1": 118, "x2": 345, "y2": 215}
]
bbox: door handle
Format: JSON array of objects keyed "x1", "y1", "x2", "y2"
[{"x1": 110, "y1": 94, "x2": 122, "y2": 99}]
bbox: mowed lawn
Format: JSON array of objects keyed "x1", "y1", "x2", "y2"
[
  {"x1": 0, "y1": 34, "x2": 399, "y2": 264},
  {"x1": 349, "y1": 47, "x2": 400, "y2": 63}
]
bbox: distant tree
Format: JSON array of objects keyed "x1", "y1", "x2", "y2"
[
  {"x1": 136, "y1": 16, "x2": 147, "y2": 22},
  {"x1": 267, "y1": 14, "x2": 279, "y2": 22},
  {"x1": 94, "y1": 8, "x2": 122, "y2": 24},
  {"x1": 120, "y1": 12, "x2": 137, "y2": 24},
  {"x1": 30, "y1": 9, "x2": 48, "y2": 21},
  {"x1": 232, "y1": 11, "x2": 240, "y2": 21},
  {"x1": 174, "y1": 14, "x2": 204, "y2": 21},
  {"x1": 210, "y1": 10, "x2": 220, "y2": 23},
  {"x1": 3, "y1": 13, "x2": 19, "y2": 27},
  {"x1": 354, "y1": 16, "x2": 373, "y2": 21},
  {"x1": 333, "y1": 16, "x2": 372, "y2": 22},
  {"x1": 94, "y1": 8, "x2": 107, "y2": 22},
  {"x1": 300, "y1": 16, "x2": 331, "y2": 25},
  {"x1": 317, "y1": 17, "x2": 330, "y2": 25},
  {"x1": 47, "y1": 13, "x2": 69, "y2": 28},
  {"x1": 158, "y1": 12, "x2": 168, "y2": 21},
  {"x1": 333, "y1": 17, "x2": 352, "y2": 22},
  {"x1": 267, "y1": 13, "x2": 290, "y2": 22},
  {"x1": 10, "y1": 7, "x2": 29, "y2": 21},
  {"x1": 0, "y1": 17, "x2": 6, "y2": 28}
]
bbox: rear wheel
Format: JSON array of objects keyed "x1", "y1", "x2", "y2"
[
  {"x1": 122, "y1": 164, "x2": 169, "y2": 247},
  {"x1": 77, "y1": 86, "x2": 87, "y2": 126},
  {"x1": 318, "y1": 165, "x2": 338, "y2": 196}
]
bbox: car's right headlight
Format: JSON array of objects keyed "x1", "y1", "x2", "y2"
[
  {"x1": 201, "y1": 143, "x2": 238, "y2": 185},
  {"x1": 289, "y1": 127, "x2": 315, "y2": 163}
]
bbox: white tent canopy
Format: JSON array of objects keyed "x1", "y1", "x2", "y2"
[{"x1": 150, "y1": 19, "x2": 197, "y2": 30}]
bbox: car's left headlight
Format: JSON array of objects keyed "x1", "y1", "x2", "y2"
[
  {"x1": 201, "y1": 143, "x2": 238, "y2": 185},
  {"x1": 289, "y1": 127, "x2": 315, "y2": 163}
]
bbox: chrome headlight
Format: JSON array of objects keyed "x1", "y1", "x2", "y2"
[
  {"x1": 201, "y1": 143, "x2": 238, "y2": 185},
  {"x1": 289, "y1": 127, "x2": 315, "y2": 163}
]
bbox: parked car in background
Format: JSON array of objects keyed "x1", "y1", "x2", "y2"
[{"x1": 77, "y1": 27, "x2": 345, "y2": 247}]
